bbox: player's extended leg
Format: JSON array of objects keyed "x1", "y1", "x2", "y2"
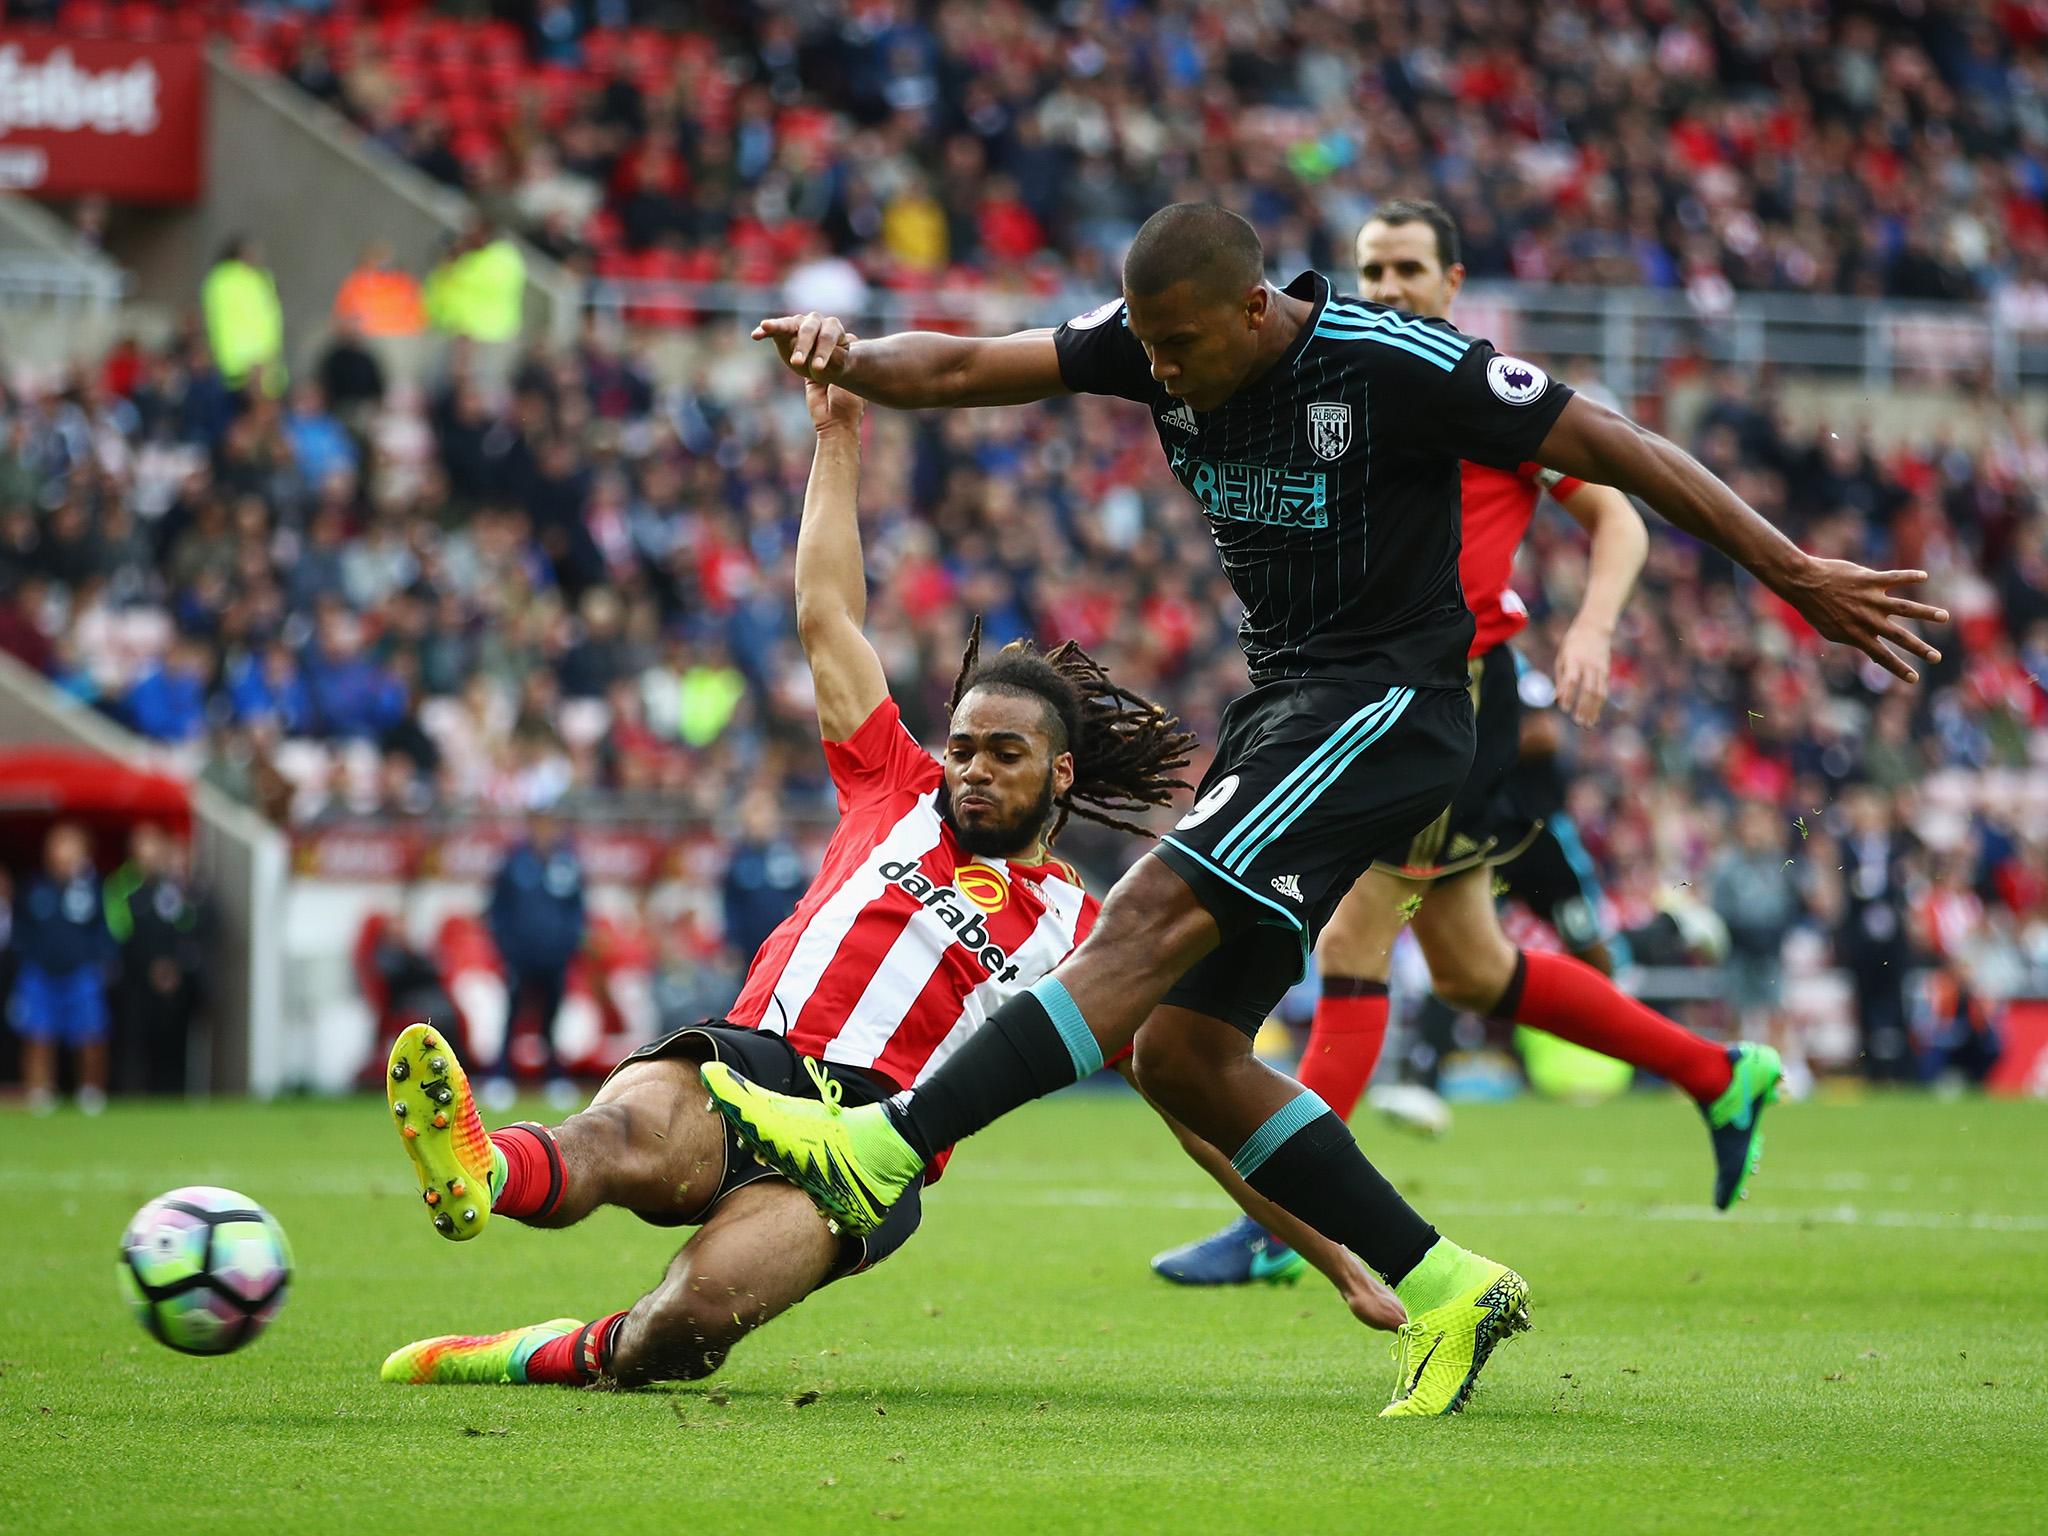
[
  {"x1": 1410, "y1": 866, "x2": 1781, "y2": 1210},
  {"x1": 1151, "y1": 869, "x2": 1425, "y2": 1283},
  {"x1": 385, "y1": 1021, "x2": 725, "y2": 1241},
  {"x1": 605, "y1": 1181, "x2": 839, "y2": 1384},
  {"x1": 700, "y1": 855, "x2": 1223, "y2": 1233},
  {"x1": 1297, "y1": 869, "x2": 1415, "y2": 1117},
  {"x1": 382, "y1": 1181, "x2": 841, "y2": 1387},
  {"x1": 1131, "y1": 1004, "x2": 1527, "y2": 1417},
  {"x1": 1121, "y1": 1056, "x2": 1405, "y2": 1328}
]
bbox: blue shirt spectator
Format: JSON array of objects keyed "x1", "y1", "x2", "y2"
[
  {"x1": 18, "y1": 865, "x2": 113, "y2": 977},
  {"x1": 487, "y1": 820, "x2": 588, "y2": 975},
  {"x1": 282, "y1": 383, "x2": 358, "y2": 489},
  {"x1": 125, "y1": 643, "x2": 212, "y2": 743},
  {"x1": 227, "y1": 645, "x2": 312, "y2": 733},
  {"x1": 302, "y1": 617, "x2": 404, "y2": 739},
  {"x1": 721, "y1": 791, "x2": 810, "y2": 962}
]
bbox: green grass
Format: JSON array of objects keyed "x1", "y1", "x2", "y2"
[{"x1": 3, "y1": 1087, "x2": 2045, "y2": 1533}]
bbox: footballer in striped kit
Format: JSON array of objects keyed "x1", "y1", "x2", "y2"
[{"x1": 376, "y1": 375, "x2": 1194, "y2": 1391}]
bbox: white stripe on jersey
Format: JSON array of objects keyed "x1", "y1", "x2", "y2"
[
  {"x1": 754, "y1": 798, "x2": 944, "y2": 1034},
  {"x1": 906, "y1": 875, "x2": 1092, "y2": 1079},
  {"x1": 827, "y1": 879, "x2": 979, "y2": 1066}
]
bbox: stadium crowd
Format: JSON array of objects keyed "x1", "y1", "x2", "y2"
[
  {"x1": 205, "y1": 0, "x2": 2048, "y2": 316},
  {"x1": 0, "y1": 0, "x2": 2042, "y2": 1082},
  {"x1": 0, "y1": 302, "x2": 2042, "y2": 1063}
]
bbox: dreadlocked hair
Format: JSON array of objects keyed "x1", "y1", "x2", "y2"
[{"x1": 947, "y1": 616, "x2": 1198, "y2": 843}]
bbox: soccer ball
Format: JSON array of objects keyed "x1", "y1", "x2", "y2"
[{"x1": 118, "y1": 1186, "x2": 293, "y2": 1356}]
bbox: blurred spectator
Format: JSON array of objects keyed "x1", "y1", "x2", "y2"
[
  {"x1": 282, "y1": 381, "x2": 357, "y2": 490},
  {"x1": 316, "y1": 314, "x2": 388, "y2": 422},
  {"x1": 201, "y1": 236, "x2": 285, "y2": 398},
  {"x1": 1832, "y1": 786, "x2": 1920, "y2": 1082},
  {"x1": 331, "y1": 241, "x2": 426, "y2": 340},
  {"x1": 720, "y1": 788, "x2": 809, "y2": 963},
  {"x1": 1915, "y1": 850, "x2": 2006, "y2": 1086},
  {"x1": 425, "y1": 221, "x2": 526, "y2": 344},
  {"x1": 9, "y1": 823, "x2": 114, "y2": 1114},
  {"x1": 105, "y1": 824, "x2": 207, "y2": 1096},
  {"x1": 303, "y1": 609, "x2": 404, "y2": 740},
  {"x1": 227, "y1": 641, "x2": 312, "y2": 734},
  {"x1": 124, "y1": 638, "x2": 213, "y2": 745},
  {"x1": 483, "y1": 809, "x2": 586, "y2": 1108},
  {"x1": 196, "y1": 722, "x2": 294, "y2": 826},
  {"x1": 1711, "y1": 801, "x2": 1810, "y2": 1091}
]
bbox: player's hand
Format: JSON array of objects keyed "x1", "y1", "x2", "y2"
[
  {"x1": 1554, "y1": 618, "x2": 1613, "y2": 727},
  {"x1": 754, "y1": 313, "x2": 856, "y2": 381},
  {"x1": 805, "y1": 379, "x2": 864, "y2": 435},
  {"x1": 1784, "y1": 558, "x2": 1948, "y2": 684},
  {"x1": 1342, "y1": 1265, "x2": 1409, "y2": 1332}
]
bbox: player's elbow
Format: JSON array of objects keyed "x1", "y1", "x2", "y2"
[
  {"x1": 1553, "y1": 398, "x2": 1659, "y2": 492},
  {"x1": 794, "y1": 592, "x2": 854, "y2": 645}
]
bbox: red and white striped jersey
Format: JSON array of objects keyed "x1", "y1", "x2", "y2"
[{"x1": 729, "y1": 697, "x2": 1100, "y2": 1094}]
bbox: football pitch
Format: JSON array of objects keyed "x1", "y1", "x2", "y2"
[{"x1": 4, "y1": 1087, "x2": 2044, "y2": 1533}]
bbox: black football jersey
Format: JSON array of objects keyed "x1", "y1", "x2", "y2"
[{"x1": 1054, "y1": 271, "x2": 1574, "y2": 689}]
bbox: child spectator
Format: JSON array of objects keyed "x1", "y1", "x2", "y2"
[{"x1": 10, "y1": 823, "x2": 115, "y2": 1114}]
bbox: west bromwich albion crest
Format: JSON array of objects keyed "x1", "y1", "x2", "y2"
[{"x1": 1306, "y1": 402, "x2": 1350, "y2": 460}]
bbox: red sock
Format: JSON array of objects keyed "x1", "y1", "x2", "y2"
[
  {"x1": 521, "y1": 1310, "x2": 628, "y2": 1385},
  {"x1": 1503, "y1": 950, "x2": 1733, "y2": 1103},
  {"x1": 489, "y1": 1124, "x2": 566, "y2": 1221},
  {"x1": 1296, "y1": 979, "x2": 1389, "y2": 1121}
]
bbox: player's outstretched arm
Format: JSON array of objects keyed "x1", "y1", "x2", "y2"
[
  {"x1": 795, "y1": 381, "x2": 889, "y2": 742},
  {"x1": 1535, "y1": 396, "x2": 1949, "y2": 683},
  {"x1": 754, "y1": 314, "x2": 1070, "y2": 409},
  {"x1": 1551, "y1": 479, "x2": 1646, "y2": 727}
]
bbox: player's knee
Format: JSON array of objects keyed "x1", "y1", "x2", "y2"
[
  {"x1": 1315, "y1": 887, "x2": 1399, "y2": 979},
  {"x1": 609, "y1": 1292, "x2": 743, "y2": 1385},
  {"x1": 1131, "y1": 1028, "x2": 1234, "y2": 1120},
  {"x1": 1432, "y1": 948, "x2": 1517, "y2": 1015},
  {"x1": 1087, "y1": 860, "x2": 1217, "y2": 983},
  {"x1": 559, "y1": 1100, "x2": 636, "y2": 1157}
]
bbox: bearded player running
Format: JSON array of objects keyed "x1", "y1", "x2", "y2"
[
  {"x1": 1153, "y1": 198, "x2": 1786, "y2": 1286},
  {"x1": 706, "y1": 203, "x2": 1945, "y2": 1417},
  {"x1": 375, "y1": 379, "x2": 1229, "y2": 1390}
]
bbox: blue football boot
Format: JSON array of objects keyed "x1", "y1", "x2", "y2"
[{"x1": 1150, "y1": 1214, "x2": 1307, "y2": 1286}]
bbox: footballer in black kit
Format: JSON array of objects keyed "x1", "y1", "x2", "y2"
[
  {"x1": 722, "y1": 201, "x2": 1944, "y2": 1419},
  {"x1": 1051, "y1": 272, "x2": 1575, "y2": 1032}
]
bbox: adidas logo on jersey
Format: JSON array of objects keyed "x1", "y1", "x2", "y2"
[
  {"x1": 1159, "y1": 399, "x2": 1199, "y2": 435},
  {"x1": 1270, "y1": 874, "x2": 1303, "y2": 901},
  {"x1": 879, "y1": 859, "x2": 1024, "y2": 982}
]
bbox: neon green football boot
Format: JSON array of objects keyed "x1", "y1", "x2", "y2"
[
  {"x1": 1703, "y1": 1042, "x2": 1783, "y2": 1211},
  {"x1": 1380, "y1": 1242, "x2": 1532, "y2": 1418},
  {"x1": 699, "y1": 1059, "x2": 925, "y2": 1235},
  {"x1": 387, "y1": 1022, "x2": 506, "y2": 1241},
  {"x1": 381, "y1": 1318, "x2": 582, "y2": 1385}
]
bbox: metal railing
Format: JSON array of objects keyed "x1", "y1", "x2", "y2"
[
  {"x1": 0, "y1": 254, "x2": 126, "y2": 305},
  {"x1": 584, "y1": 275, "x2": 2048, "y2": 395}
]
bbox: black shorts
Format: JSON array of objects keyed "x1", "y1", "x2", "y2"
[
  {"x1": 602, "y1": 1022, "x2": 925, "y2": 1283},
  {"x1": 1156, "y1": 677, "x2": 1474, "y2": 1034},
  {"x1": 1495, "y1": 812, "x2": 1612, "y2": 954},
  {"x1": 1370, "y1": 645, "x2": 1539, "y2": 880}
]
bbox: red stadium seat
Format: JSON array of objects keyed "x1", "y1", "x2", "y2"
[
  {"x1": 476, "y1": 20, "x2": 522, "y2": 61},
  {"x1": 450, "y1": 127, "x2": 497, "y2": 168},
  {"x1": 580, "y1": 29, "x2": 620, "y2": 74},
  {"x1": 441, "y1": 93, "x2": 488, "y2": 132},
  {"x1": 62, "y1": 0, "x2": 114, "y2": 36}
]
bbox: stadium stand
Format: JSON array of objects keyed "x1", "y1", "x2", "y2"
[
  {"x1": 46, "y1": 0, "x2": 2048, "y2": 310},
  {"x1": 2, "y1": 0, "x2": 2044, "y2": 1085}
]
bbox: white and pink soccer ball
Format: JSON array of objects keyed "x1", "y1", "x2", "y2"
[{"x1": 118, "y1": 1187, "x2": 292, "y2": 1356}]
